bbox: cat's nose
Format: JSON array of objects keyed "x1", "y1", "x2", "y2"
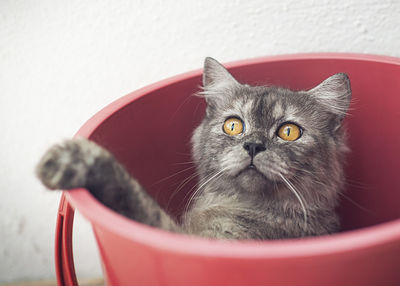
[{"x1": 243, "y1": 142, "x2": 266, "y2": 158}]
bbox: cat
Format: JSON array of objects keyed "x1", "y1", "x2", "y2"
[{"x1": 36, "y1": 57, "x2": 351, "y2": 240}]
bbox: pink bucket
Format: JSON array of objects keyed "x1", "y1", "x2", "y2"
[{"x1": 56, "y1": 54, "x2": 400, "y2": 286}]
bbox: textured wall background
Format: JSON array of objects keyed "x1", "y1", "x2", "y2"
[{"x1": 1, "y1": 0, "x2": 399, "y2": 283}]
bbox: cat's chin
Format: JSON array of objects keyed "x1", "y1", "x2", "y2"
[{"x1": 235, "y1": 166, "x2": 276, "y2": 193}]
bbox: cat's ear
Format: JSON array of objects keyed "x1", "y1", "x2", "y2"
[
  {"x1": 308, "y1": 73, "x2": 352, "y2": 121},
  {"x1": 201, "y1": 57, "x2": 240, "y2": 108},
  {"x1": 203, "y1": 57, "x2": 238, "y2": 88}
]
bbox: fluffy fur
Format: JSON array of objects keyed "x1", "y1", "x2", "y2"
[{"x1": 36, "y1": 57, "x2": 351, "y2": 240}]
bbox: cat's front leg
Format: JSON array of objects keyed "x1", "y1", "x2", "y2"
[
  {"x1": 36, "y1": 138, "x2": 103, "y2": 190},
  {"x1": 36, "y1": 138, "x2": 180, "y2": 232}
]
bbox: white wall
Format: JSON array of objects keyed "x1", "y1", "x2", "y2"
[{"x1": 1, "y1": 0, "x2": 399, "y2": 283}]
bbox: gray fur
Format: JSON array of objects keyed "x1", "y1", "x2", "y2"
[
  {"x1": 36, "y1": 138, "x2": 179, "y2": 232},
  {"x1": 36, "y1": 57, "x2": 351, "y2": 240}
]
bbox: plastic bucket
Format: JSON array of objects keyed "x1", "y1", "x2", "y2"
[{"x1": 56, "y1": 53, "x2": 400, "y2": 286}]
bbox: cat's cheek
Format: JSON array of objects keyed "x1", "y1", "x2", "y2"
[
  {"x1": 284, "y1": 129, "x2": 320, "y2": 150},
  {"x1": 218, "y1": 145, "x2": 250, "y2": 176}
]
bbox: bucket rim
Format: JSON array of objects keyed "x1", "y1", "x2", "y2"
[{"x1": 68, "y1": 53, "x2": 400, "y2": 259}]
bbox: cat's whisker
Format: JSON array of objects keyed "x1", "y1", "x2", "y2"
[
  {"x1": 185, "y1": 172, "x2": 221, "y2": 213},
  {"x1": 279, "y1": 173, "x2": 308, "y2": 231},
  {"x1": 290, "y1": 172, "x2": 372, "y2": 215},
  {"x1": 168, "y1": 92, "x2": 199, "y2": 124},
  {"x1": 290, "y1": 172, "x2": 333, "y2": 208},
  {"x1": 344, "y1": 179, "x2": 370, "y2": 191},
  {"x1": 290, "y1": 165, "x2": 320, "y2": 179},
  {"x1": 184, "y1": 169, "x2": 226, "y2": 214},
  {"x1": 172, "y1": 161, "x2": 197, "y2": 166},
  {"x1": 166, "y1": 172, "x2": 199, "y2": 212},
  {"x1": 337, "y1": 191, "x2": 374, "y2": 214},
  {"x1": 150, "y1": 165, "x2": 197, "y2": 187},
  {"x1": 182, "y1": 178, "x2": 204, "y2": 211},
  {"x1": 182, "y1": 171, "x2": 217, "y2": 204},
  {"x1": 290, "y1": 166, "x2": 333, "y2": 192},
  {"x1": 290, "y1": 167, "x2": 370, "y2": 212},
  {"x1": 196, "y1": 170, "x2": 226, "y2": 193},
  {"x1": 182, "y1": 172, "x2": 213, "y2": 214},
  {"x1": 173, "y1": 152, "x2": 193, "y2": 156}
]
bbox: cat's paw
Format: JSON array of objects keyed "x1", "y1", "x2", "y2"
[{"x1": 36, "y1": 138, "x2": 104, "y2": 190}]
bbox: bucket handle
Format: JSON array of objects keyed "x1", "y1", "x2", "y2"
[{"x1": 55, "y1": 193, "x2": 78, "y2": 286}]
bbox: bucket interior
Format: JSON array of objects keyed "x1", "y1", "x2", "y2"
[{"x1": 88, "y1": 56, "x2": 400, "y2": 233}]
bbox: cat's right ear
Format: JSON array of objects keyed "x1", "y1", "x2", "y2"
[
  {"x1": 203, "y1": 57, "x2": 238, "y2": 87},
  {"x1": 200, "y1": 57, "x2": 240, "y2": 108}
]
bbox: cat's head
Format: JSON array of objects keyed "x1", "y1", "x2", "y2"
[{"x1": 192, "y1": 57, "x2": 351, "y2": 201}]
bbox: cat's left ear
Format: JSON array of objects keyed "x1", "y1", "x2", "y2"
[{"x1": 307, "y1": 73, "x2": 352, "y2": 122}]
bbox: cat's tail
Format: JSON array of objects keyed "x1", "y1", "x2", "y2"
[{"x1": 36, "y1": 138, "x2": 180, "y2": 233}]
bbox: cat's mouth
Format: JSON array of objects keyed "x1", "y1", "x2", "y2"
[
  {"x1": 235, "y1": 162, "x2": 281, "y2": 183},
  {"x1": 231, "y1": 163, "x2": 281, "y2": 193},
  {"x1": 247, "y1": 163, "x2": 256, "y2": 170},
  {"x1": 239, "y1": 164, "x2": 266, "y2": 178}
]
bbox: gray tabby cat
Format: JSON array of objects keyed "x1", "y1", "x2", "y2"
[{"x1": 36, "y1": 57, "x2": 351, "y2": 240}]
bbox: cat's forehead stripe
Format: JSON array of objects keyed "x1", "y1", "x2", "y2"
[
  {"x1": 242, "y1": 98, "x2": 255, "y2": 114},
  {"x1": 271, "y1": 102, "x2": 284, "y2": 119},
  {"x1": 226, "y1": 97, "x2": 255, "y2": 118},
  {"x1": 283, "y1": 105, "x2": 298, "y2": 120}
]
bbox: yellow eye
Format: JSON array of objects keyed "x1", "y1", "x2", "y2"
[
  {"x1": 223, "y1": 117, "x2": 244, "y2": 136},
  {"x1": 277, "y1": 123, "x2": 302, "y2": 141}
]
